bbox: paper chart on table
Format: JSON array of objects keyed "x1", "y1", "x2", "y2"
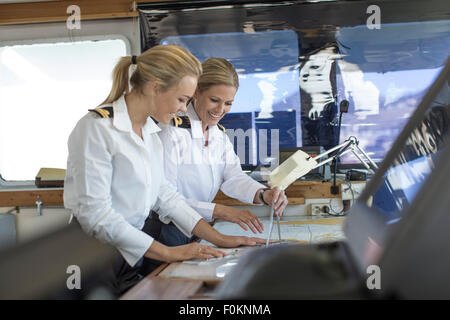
[{"x1": 200, "y1": 217, "x2": 345, "y2": 246}]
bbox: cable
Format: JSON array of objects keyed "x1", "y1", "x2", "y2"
[
  {"x1": 328, "y1": 198, "x2": 345, "y2": 216},
  {"x1": 328, "y1": 180, "x2": 355, "y2": 216}
]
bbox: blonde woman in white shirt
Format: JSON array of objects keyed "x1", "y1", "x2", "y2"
[
  {"x1": 64, "y1": 46, "x2": 265, "y2": 295},
  {"x1": 148, "y1": 58, "x2": 288, "y2": 257}
]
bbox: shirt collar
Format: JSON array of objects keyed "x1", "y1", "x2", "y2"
[
  {"x1": 144, "y1": 116, "x2": 161, "y2": 134},
  {"x1": 186, "y1": 102, "x2": 204, "y2": 139},
  {"x1": 112, "y1": 95, "x2": 161, "y2": 134}
]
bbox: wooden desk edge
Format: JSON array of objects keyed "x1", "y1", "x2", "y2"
[
  {"x1": 149, "y1": 262, "x2": 169, "y2": 277},
  {"x1": 120, "y1": 263, "x2": 207, "y2": 300},
  {"x1": 0, "y1": 181, "x2": 365, "y2": 207}
]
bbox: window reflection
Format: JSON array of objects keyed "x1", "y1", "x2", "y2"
[
  {"x1": 336, "y1": 20, "x2": 450, "y2": 164},
  {"x1": 299, "y1": 46, "x2": 339, "y2": 151},
  {"x1": 162, "y1": 30, "x2": 302, "y2": 167}
]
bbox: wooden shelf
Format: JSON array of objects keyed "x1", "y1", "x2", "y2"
[
  {"x1": 0, "y1": 0, "x2": 166, "y2": 26},
  {"x1": 0, "y1": 180, "x2": 364, "y2": 208},
  {"x1": 0, "y1": 11, "x2": 139, "y2": 25},
  {"x1": 0, "y1": 188, "x2": 304, "y2": 207},
  {"x1": 285, "y1": 180, "x2": 343, "y2": 199},
  {"x1": 213, "y1": 191, "x2": 305, "y2": 206},
  {"x1": 0, "y1": 189, "x2": 63, "y2": 207}
]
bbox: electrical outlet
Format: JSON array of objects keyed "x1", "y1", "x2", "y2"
[
  {"x1": 341, "y1": 182, "x2": 366, "y2": 200},
  {"x1": 309, "y1": 203, "x2": 331, "y2": 216}
]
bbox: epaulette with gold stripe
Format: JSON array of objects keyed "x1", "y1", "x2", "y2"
[
  {"x1": 171, "y1": 115, "x2": 191, "y2": 128},
  {"x1": 217, "y1": 123, "x2": 226, "y2": 133},
  {"x1": 88, "y1": 106, "x2": 113, "y2": 119}
]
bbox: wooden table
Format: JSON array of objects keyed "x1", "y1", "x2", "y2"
[
  {"x1": 121, "y1": 216, "x2": 346, "y2": 300},
  {"x1": 119, "y1": 264, "x2": 207, "y2": 300}
]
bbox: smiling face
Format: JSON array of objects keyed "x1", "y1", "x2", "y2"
[
  {"x1": 149, "y1": 75, "x2": 198, "y2": 124},
  {"x1": 193, "y1": 84, "x2": 237, "y2": 128}
]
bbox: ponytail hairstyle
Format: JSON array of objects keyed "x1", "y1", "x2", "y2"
[
  {"x1": 196, "y1": 58, "x2": 239, "y2": 93},
  {"x1": 100, "y1": 44, "x2": 202, "y2": 105}
]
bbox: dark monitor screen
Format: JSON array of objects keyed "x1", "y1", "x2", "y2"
[{"x1": 345, "y1": 59, "x2": 450, "y2": 269}]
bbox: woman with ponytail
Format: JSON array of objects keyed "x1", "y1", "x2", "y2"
[{"x1": 64, "y1": 45, "x2": 265, "y2": 296}]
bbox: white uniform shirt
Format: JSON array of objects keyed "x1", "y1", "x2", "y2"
[
  {"x1": 158, "y1": 104, "x2": 265, "y2": 222},
  {"x1": 64, "y1": 95, "x2": 203, "y2": 267}
]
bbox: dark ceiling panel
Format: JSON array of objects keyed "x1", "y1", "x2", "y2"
[{"x1": 138, "y1": 0, "x2": 450, "y2": 72}]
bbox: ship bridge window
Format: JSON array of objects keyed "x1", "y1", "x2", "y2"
[
  {"x1": 139, "y1": 1, "x2": 450, "y2": 171},
  {"x1": 0, "y1": 38, "x2": 127, "y2": 181},
  {"x1": 162, "y1": 30, "x2": 302, "y2": 168},
  {"x1": 335, "y1": 20, "x2": 450, "y2": 165}
]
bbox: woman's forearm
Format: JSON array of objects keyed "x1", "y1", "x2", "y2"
[
  {"x1": 212, "y1": 203, "x2": 227, "y2": 220},
  {"x1": 191, "y1": 219, "x2": 227, "y2": 247},
  {"x1": 144, "y1": 240, "x2": 171, "y2": 262}
]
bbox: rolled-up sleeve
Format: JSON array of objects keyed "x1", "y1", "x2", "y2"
[
  {"x1": 183, "y1": 199, "x2": 215, "y2": 222},
  {"x1": 220, "y1": 134, "x2": 266, "y2": 204},
  {"x1": 64, "y1": 117, "x2": 153, "y2": 267}
]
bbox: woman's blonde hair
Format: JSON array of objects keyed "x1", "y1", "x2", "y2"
[
  {"x1": 100, "y1": 44, "x2": 202, "y2": 105},
  {"x1": 197, "y1": 58, "x2": 239, "y2": 93}
]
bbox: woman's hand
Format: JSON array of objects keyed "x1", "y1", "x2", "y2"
[
  {"x1": 216, "y1": 234, "x2": 267, "y2": 248},
  {"x1": 166, "y1": 243, "x2": 226, "y2": 261},
  {"x1": 191, "y1": 219, "x2": 266, "y2": 251},
  {"x1": 261, "y1": 187, "x2": 288, "y2": 216},
  {"x1": 146, "y1": 241, "x2": 226, "y2": 262},
  {"x1": 213, "y1": 204, "x2": 264, "y2": 234}
]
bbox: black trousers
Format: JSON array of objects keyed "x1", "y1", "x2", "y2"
[
  {"x1": 140, "y1": 211, "x2": 196, "y2": 277},
  {"x1": 73, "y1": 215, "x2": 153, "y2": 297},
  {"x1": 75, "y1": 212, "x2": 196, "y2": 297},
  {"x1": 106, "y1": 248, "x2": 145, "y2": 297}
]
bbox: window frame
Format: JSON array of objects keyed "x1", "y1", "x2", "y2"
[{"x1": 0, "y1": 34, "x2": 131, "y2": 188}]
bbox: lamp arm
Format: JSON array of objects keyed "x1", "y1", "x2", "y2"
[
  {"x1": 353, "y1": 143, "x2": 379, "y2": 172},
  {"x1": 313, "y1": 148, "x2": 354, "y2": 169},
  {"x1": 309, "y1": 137, "x2": 378, "y2": 174},
  {"x1": 309, "y1": 139, "x2": 352, "y2": 162}
]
